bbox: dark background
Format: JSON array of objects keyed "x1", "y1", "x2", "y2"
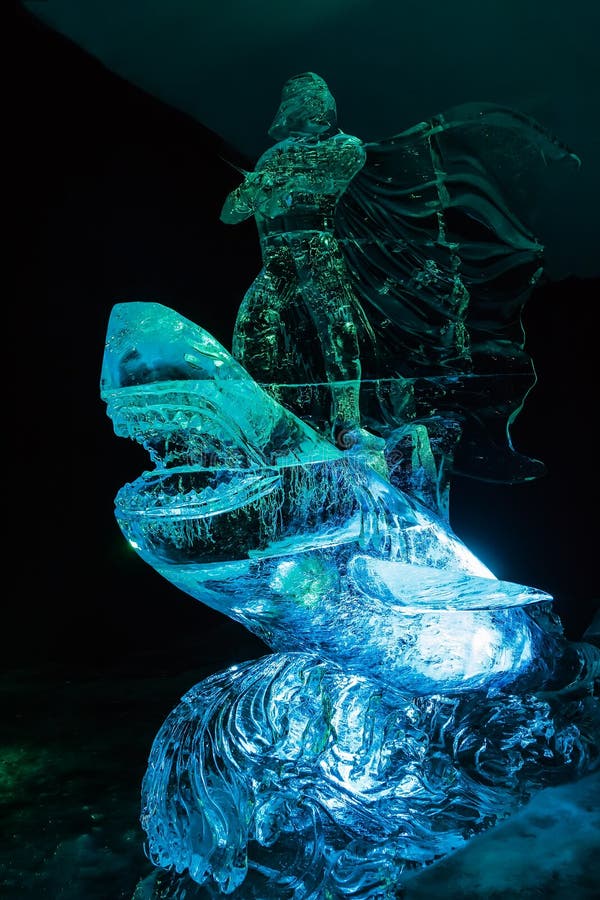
[{"x1": 12, "y1": 3, "x2": 598, "y2": 675}]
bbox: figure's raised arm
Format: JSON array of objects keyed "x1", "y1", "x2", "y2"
[{"x1": 220, "y1": 175, "x2": 256, "y2": 224}]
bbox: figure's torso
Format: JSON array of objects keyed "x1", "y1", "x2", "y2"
[{"x1": 253, "y1": 132, "x2": 366, "y2": 234}]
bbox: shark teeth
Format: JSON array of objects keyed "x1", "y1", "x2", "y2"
[
  {"x1": 116, "y1": 468, "x2": 282, "y2": 520},
  {"x1": 104, "y1": 382, "x2": 266, "y2": 470}
]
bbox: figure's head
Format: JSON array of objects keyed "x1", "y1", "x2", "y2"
[{"x1": 268, "y1": 72, "x2": 337, "y2": 141}]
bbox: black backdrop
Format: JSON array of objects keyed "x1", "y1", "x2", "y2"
[{"x1": 12, "y1": 4, "x2": 598, "y2": 675}]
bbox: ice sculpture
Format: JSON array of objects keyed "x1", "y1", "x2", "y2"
[{"x1": 101, "y1": 74, "x2": 599, "y2": 898}]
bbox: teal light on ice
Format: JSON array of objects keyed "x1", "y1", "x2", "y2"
[{"x1": 101, "y1": 74, "x2": 599, "y2": 899}]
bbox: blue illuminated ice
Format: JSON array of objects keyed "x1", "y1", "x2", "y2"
[
  {"x1": 103, "y1": 301, "x2": 562, "y2": 697},
  {"x1": 140, "y1": 653, "x2": 599, "y2": 897},
  {"x1": 102, "y1": 301, "x2": 598, "y2": 898},
  {"x1": 101, "y1": 73, "x2": 599, "y2": 898}
]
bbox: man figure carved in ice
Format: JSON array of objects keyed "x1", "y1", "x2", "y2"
[{"x1": 220, "y1": 72, "x2": 381, "y2": 453}]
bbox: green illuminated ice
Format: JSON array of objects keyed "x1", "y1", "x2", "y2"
[{"x1": 101, "y1": 74, "x2": 599, "y2": 898}]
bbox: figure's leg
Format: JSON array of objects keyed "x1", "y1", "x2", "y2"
[
  {"x1": 232, "y1": 270, "x2": 289, "y2": 384},
  {"x1": 314, "y1": 301, "x2": 362, "y2": 435},
  {"x1": 294, "y1": 235, "x2": 387, "y2": 473},
  {"x1": 294, "y1": 237, "x2": 363, "y2": 431}
]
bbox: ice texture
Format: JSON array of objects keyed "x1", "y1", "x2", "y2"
[
  {"x1": 141, "y1": 653, "x2": 599, "y2": 898},
  {"x1": 101, "y1": 73, "x2": 599, "y2": 898}
]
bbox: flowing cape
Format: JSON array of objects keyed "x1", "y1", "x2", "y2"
[{"x1": 335, "y1": 103, "x2": 580, "y2": 481}]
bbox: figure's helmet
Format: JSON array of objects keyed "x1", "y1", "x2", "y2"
[{"x1": 268, "y1": 72, "x2": 337, "y2": 141}]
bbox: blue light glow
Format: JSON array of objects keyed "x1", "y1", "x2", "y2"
[{"x1": 101, "y1": 74, "x2": 599, "y2": 898}]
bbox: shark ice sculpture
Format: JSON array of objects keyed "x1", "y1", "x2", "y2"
[{"x1": 101, "y1": 75, "x2": 599, "y2": 898}]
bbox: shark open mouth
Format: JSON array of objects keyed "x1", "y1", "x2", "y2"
[
  {"x1": 104, "y1": 373, "x2": 283, "y2": 522},
  {"x1": 100, "y1": 302, "x2": 344, "y2": 534}
]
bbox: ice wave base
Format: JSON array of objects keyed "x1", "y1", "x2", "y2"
[{"x1": 141, "y1": 653, "x2": 599, "y2": 899}]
